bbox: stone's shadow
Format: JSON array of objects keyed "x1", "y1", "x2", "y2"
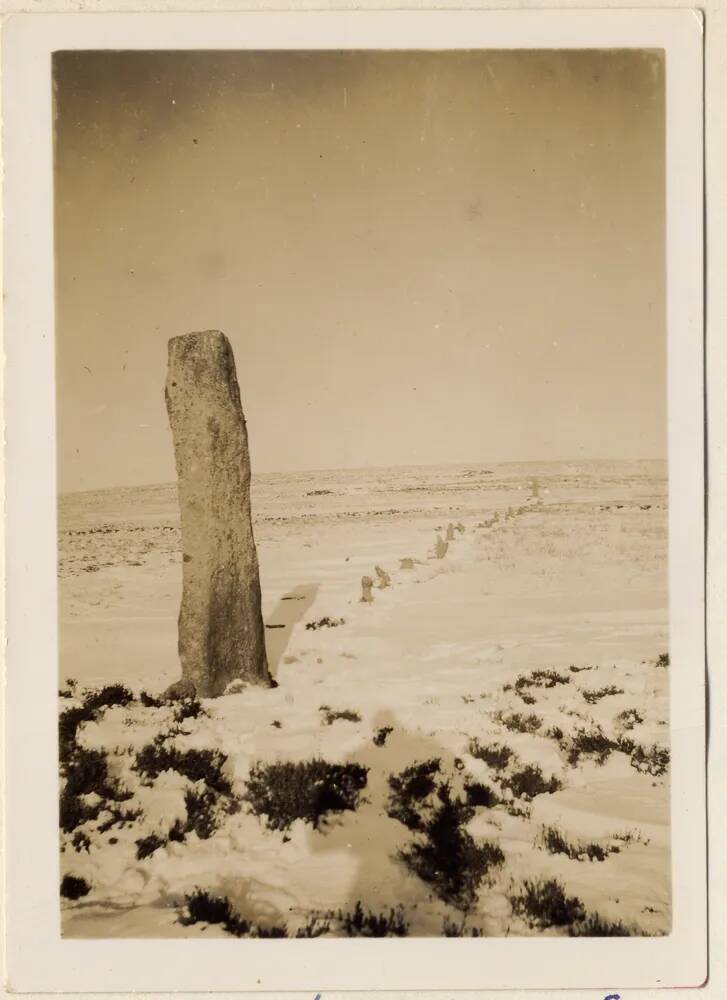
[
  {"x1": 264, "y1": 583, "x2": 320, "y2": 674},
  {"x1": 305, "y1": 711, "x2": 467, "y2": 935}
]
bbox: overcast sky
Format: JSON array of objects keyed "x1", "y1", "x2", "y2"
[{"x1": 54, "y1": 49, "x2": 665, "y2": 493}]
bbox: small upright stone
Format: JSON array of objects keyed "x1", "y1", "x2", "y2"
[
  {"x1": 446, "y1": 523, "x2": 456, "y2": 541},
  {"x1": 434, "y1": 535, "x2": 448, "y2": 559},
  {"x1": 165, "y1": 330, "x2": 269, "y2": 697},
  {"x1": 375, "y1": 565, "x2": 391, "y2": 589},
  {"x1": 361, "y1": 576, "x2": 374, "y2": 603}
]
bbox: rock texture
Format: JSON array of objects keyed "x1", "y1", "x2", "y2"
[
  {"x1": 165, "y1": 330, "x2": 270, "y2": 697},
  {"x1": 360, "y1": 576, "x2": 374, "y2": 603}
]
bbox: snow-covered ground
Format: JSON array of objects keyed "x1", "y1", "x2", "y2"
[{"x1": 58, "y1": 461, "x2": 670, "y2": 937}]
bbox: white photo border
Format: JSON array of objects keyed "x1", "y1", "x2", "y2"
[{"x1": 3, "y1": 9, "x2": 705, "y2": 992}]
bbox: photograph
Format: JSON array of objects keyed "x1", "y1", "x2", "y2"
[{"x1": 54, "y1": 46, "x2": 674, "y2": 941}]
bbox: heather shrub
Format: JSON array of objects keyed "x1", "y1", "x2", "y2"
[
  {"x1": 373, "y1": 725, "x2": 394, "y2": 747},
  {"x1": 341, "y1": 901, "x2": 408, "y2": 937},
  {"x1": 538, "y1": 825, "x2": 614, "y2": 862},
  {"x1": 386, "y1": 759, "x2": 441, "y2": 831},
  {"x1": 494, "y1": 711, "x2": 542, "y2": 734},
  {"x1": 135, "y1": 744, "x2": 232, "y2": 795},
  {"x1": 465, "y1": 780, "x2": 500, "y2": 808},
  {"x1": 569, "y1": 912, "x2": 635, "y2": 937},
  {"x1": 582, "y1": 685, "x2": 624, "y2": 705},
  {"x1": 515, "y1": 669, "x2": 570, "y2": 693},
  {"x1": 246, "y1": 759, "x2": 368, "y2": 830},
  {"x1": 181, "y1": 889, "x2": 287, "y2": 938},
  {"x1": 510, "y1": 878, "x2": 585, "y2": 929},
  {"x1": 629, "y1": 743, "x2": 670, "y2": 777},
  {"x1": 320, "y1": 706, "x2": 361, "y2": 726},
  {"x1": 306, "y1": 617, "x2": 345, "y2": 630},
  {"x1": 60, "y1": 874, "x2": 91, "y2": 900},
  {"x1": 501, "y1": 764, "x2": 561, "y2": 800},
  {"x1": 59, "y1": 705, "x2": 96, "y2": 764},
  {"x1": 83, "y1": 684, "x2": 134, "y2": 713},
  {"x1": 399, "y1": 784, "x2": 505, "y2": 910},
  {"x1": 615, "y1": 708, "x2": 644, "y2": 730},
  {"x1": 468, "y1": 740, "x2": 515, "y2": 771}
]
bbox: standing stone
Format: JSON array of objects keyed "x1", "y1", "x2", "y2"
[
  {"x1": 360, "y1": 576, "x2": 374, "y2": 603},
  {"x1": 446, "y1": 523, "x2": 455, "y2": 541},
  {"x1": 165, "y1": 330, "x2": 270, "y2": 697},
  {"x1": 375, "y1": 565, "x2": 391, "y2": 589}
]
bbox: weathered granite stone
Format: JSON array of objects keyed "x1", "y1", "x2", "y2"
[
  {"x1": 434, "y1": 535, "x2": 448, "y2": 559},
  {"x1": 375, "y1": 565, "x2": 391, "y2": 589},
  {"x1": 165, "y1": 330, "x2": 269, "y2": 697},
  {"x1": 361, "y1": 576, "x2": 374, "y2": 603}
]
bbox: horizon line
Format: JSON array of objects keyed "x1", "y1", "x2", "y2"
[{"x1": 58, "y1": 456, "x2": 668, "y2": 499}]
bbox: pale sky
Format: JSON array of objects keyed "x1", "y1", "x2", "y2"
[{"x1": 54, "y1": 49, "x2": 665, "y2": 493}]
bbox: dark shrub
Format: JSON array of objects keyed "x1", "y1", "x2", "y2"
[
  {"x1": 563, "y1": 726, "x2": 616, "y2": 766},
  {"x1": 136, "y1": 833, "x2": 167, "y2": 859},
  {"x1": 494, "y1": 711, "x2": 542, "y2": 734},
  {"x1": 515, "y1": 669, "x2": 570, "y2": 693},
  {"x1": 341, "y1": 901, "x2": 408, "y2": 937},
  {"x1": 468, "y1": 740, "x2": 515, "y2": 771},
  {"x1": 501, "y1": 764, "x2": 562, "y2": 799},
  {"x1": 97, "y1": 805, "x2": 142, "y2": 834},
  {"x1": 59, "y1": 705, "x2": 96, "y2": 764},
  {"x1": 140, "y1": 691, "x2": 165, "y2": 708},
  {"x1": 569, "y1": 664, "x2": 594, "y2": 674},
  {"x1": 582, "y1": 685, "x2": 624, "y2": 705},
  {"x1": 184, "y1": 787, "x2": 221, "y2": 840},
  {"x1": 295, "y1": 915, "x2": 332, "y2": 938},
  {"x1": 616, "y1": 708, "x2": 644, "y2": 731},
  {"x1": 615, "y1": 734, "x2": 636, "y2": 755},
  {"x1": 60, "y1": 874, "x2": 91, "y2": 900},
  {"x1": 465, "y1": 780, "x2": 500, "y2": 807},
  {"x1": 569, "y1": 912, "x2": 635, "y2": 937},
  {"x1": 629, "y1": 743, "x2": 670, "y2": 777},
  {"x1": 510, "y1": 878, "x2": 586, "y2": 929},
  {"x1": 539, "y1": 825, "x2": 612, "y2": 862},
  {"x1": 64, "y1": 747, "x2": 115, "y2": 798},
  {"x1": 373, "y1": 725, "x2": 393, "y2": 747},
  {"x1": 399, "y1": 785, "x2": 505, "y2": 911},
  {"x1": 174, "y1": 698, "x2": 206, "y2": 722},
  {"x1": 320, "y1": 706, "x2": 361, "y2": 726},
  {"x1": 181, "y1": 889, "x2": 286, "y2": 938},
  {"x1": 182, "y1": 889, "x2": 247, "y2": 934},
  {"x1": 83, "y1": 684, "x2": 134, "y2": 713},
  {"x1": 546, "y1": 725, "x2": 564, "y2": 741},
  {"x1": 70, "y1": 830, "x2": 91, "y2": 852},
  {"x1": 387, "y1": 759, "x2": 441, "y2": 831},
  {"x1": 135, "y1": 744, "x2": 232, "y2": 795},
  {"x1": 442, "y1": 917, "x2": 484, "y2": 936},
  {"x1": 306, "y1": 617, "x2": 345, "y2": 630},
  {"x1": 59, "y1": 787, "x2": 100, "y2": 833},
  {"x1": 246, "y1": 759, "x2": 368, "y2": 830},
  {"x1": 656, "y1": 652, "x2": 669, "y2": 668},
  {"x1": 519, "y1": 693, "x2": 537, "y2": 705}
]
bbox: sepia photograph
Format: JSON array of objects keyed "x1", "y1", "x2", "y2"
[
  {"x1": 2, "y1": 8, "x2": 708, "y2": 992},
  {"x1": 53, "y1": 45, "x2": 677, "y2": 941}
]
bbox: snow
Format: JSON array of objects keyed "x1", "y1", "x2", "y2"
[{"x1": 58, "y1": 461, "x2": 670, "y2": 938}]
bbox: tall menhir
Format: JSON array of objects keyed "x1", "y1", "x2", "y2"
[{"x1": 165, "y1": 330, "x2": 270, "y2": 697}]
